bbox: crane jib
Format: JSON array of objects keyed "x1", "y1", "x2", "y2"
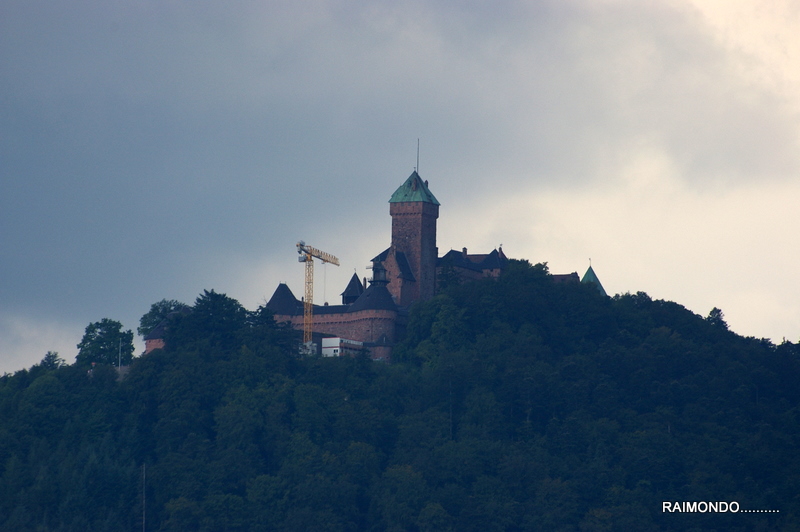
[{"x1": 296, "y1": 241, "x2": 340, "y2": 347}]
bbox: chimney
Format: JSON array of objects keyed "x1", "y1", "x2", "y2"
[{"x1": 462, "y1": 247, "x2": 468, "y2": 258}]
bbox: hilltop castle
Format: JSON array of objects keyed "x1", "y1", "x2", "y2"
[
  {"x1": 144, "y1": 171, "x2": 605, "y2": 359},
  {"x1": 265, "y1": 171, "x2": 513, "y2": 360}
]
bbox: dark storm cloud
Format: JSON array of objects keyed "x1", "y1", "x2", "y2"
[{"x1": 2, "y1": 1, "x2": 798, "y2": 371}]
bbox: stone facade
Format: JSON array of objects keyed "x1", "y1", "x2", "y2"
[
  {"x1": 144, "y1": 338, "x2": 165, "y2": 354},
  {"x1": 387, "y1": 200, "x2": 439, "y2": 306},
  {"x1": 272, "y1": 301, "x2": 398, "y2": 349}
]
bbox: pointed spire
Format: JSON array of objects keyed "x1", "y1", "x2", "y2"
[
  {"x1": 581, "y1": 263, "x2": 607, "y2": 296},
  {"x1": 341, "y1": 273, "x2": 365, "y2": 304}
]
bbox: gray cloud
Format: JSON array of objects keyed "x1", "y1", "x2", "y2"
[{"x1": 2, "y1": 1, "x2": 798, "y2": 372}]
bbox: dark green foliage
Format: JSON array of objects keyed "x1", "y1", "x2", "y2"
[
  {"x1": 166, "y1": 289, "x2": 249, "y2": 350},
  {"x1": 436, "y1": 254, "x2": 461, "y2": 292},
  {"x1": 706, "y1": 306, "x2": 730, "y2": 330},
  {"x1": 76, "y1": 318, "x2": 135, "y2": 367},
  {"x1": 39, "y1": 350, "x2": 65, "y2": 370},
  {"x1": 1, "y1": 273, "x2": 799, "y2": 530},
  {"x1": 138, "y1": 299, "x2": 190, "y2": 338}
]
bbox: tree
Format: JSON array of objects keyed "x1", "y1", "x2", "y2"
[
  {"x1": 437, "y1": 255, "x2": 461, "y2": 292},
  {"x1": 188, "y1": 289, "x2": 248, "y2": 347},
  {"x1": 706, "y1": 307, "x2": 729, "y2": 330},
  {"x1": 76, "y1": 318, "x2": 134, "y2": 366},
  {"x1": 138, "y1": 299, "x2": 189, "y2": 338},
  {"x1": 39, "y1": 351, "x2": 65, "y2": 370}
]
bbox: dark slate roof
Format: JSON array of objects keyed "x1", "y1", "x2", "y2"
[
  {"x1": 315, "y1": 303, "x2": 351, "y2": 314},
  {"x1": 348, "y1": 283, "x2": 397, "y2": 313},
  {"x1": 552, "y1": 273, "x2": 580, "y2": 284},
  {"x1": 372, "y1": 247, "x2": 390, "y2": 263},
  {"x1": 389, "y1": 171, "x2": 440, "y2": 205},
  {"x1": 267, "y1": 282, "x2": 366, "y2": 315},
  {"x1": 581, "y1": 265, "x2": 607, "y2": 296},
  {"x1": 438, "y1": 248, "x2": 509, "y2": 272},
  {"x1": 370, "y1": 248, "x2": 415, "y2": 281},
  {"x1": 266, "y1": 283, "x2": 303, "y2": 315},
  {"x1": 143, "y1": 320, "x2": 168, "y2": 341},
  {"x1": 439, "y1": 249, "x2": 482, "y2": 272},
  {"x1": 341, "y1": 273, "x2": 365, "y2": 299},
  {"x1": 480, "y1": 248, "x2": 509, "y2": 269},
  {"x1": 395, "y1": 251, "x2": 415, "y2": 280}
]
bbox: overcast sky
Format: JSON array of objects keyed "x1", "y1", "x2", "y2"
[{"x1": 2, "y1": 0, "x2": 799, "y2": 373}]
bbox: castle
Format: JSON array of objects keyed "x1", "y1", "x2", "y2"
[
  {"x1": 265, "y1": 171, "x2": 512, "y2": 361},
  {"x1": 145, "y1": 171, "x2": 605, "y2": 359}
]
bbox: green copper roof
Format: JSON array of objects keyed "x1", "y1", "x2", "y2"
[
  {"x1": 389, "y1": 171, "x2": 440, "y2": 205},
  {"x1": 581, "y1": 265, "x2": 607, "y2": 297}
]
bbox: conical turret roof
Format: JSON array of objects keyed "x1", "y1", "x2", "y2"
[
  {"x1": 581, "y1": 265, "x2": 607, "y2": 297},
  {"x1": 341, "y1": 273, "x2": 365, "y2": 304},
  {"x1": 266, "y1": 283, "x2": 302, "y2": 315},
  {"x1": 348, "y1": 283, "x2": 397, "y2": 313},
  {"x1": 389, "y1": 171, "x2": 440, "y2": 205}
]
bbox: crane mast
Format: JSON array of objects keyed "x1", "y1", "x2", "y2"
[{"x1": 297, "y1": 241, "x2": 340, "y2": 347}]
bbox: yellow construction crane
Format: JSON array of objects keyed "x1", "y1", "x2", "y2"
[{"x1": 296, "y1": 240, "x2": 340, "y2": 346}]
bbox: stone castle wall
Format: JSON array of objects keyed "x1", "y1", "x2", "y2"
[{"x1": 273, "y1": 308, "x2": 397, "y2": 359}]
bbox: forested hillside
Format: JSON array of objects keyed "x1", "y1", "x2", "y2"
[{"x1": 1, "y1": 261, "x2": 799, "y2": 531}]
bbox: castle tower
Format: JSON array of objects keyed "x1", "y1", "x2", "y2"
[{"x1": 385, "y1": 171, "x2": 440, "y2": 306}]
